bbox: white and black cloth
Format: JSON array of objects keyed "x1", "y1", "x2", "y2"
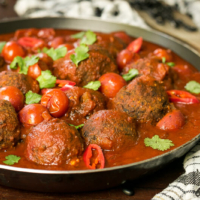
[{"x1": 14, "y1": 0, "x2": 200, "y2": 199}]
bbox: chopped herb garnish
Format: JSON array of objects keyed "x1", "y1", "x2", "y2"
[
  {"x1": 0, "y1": 41, "x2": 6, "y2": 53},
  {"x1": 69, "y1": 124, "x2": 84, "y2": 129},
  {"x1": 36, "y1": 70, "x2": 56, "y2": 89},
  {"x1": 83, "y1": 81, "x2": 101, "y2": 91},
  {"x1": 42, "y1": 46, "x2": 67, "y2": 61},
  {"x1": 80, "y1": 30, "x2": 97, "y2": 45},
  {"x1": 162, "y1": 57, "x2": 166, "y2": 63},
  {"x1": 25, "y1": 91, "x2": 42, "y2": 104},
  {"x1": 167, "y1": 62, "x2": 175, "y2": 67},
  {"x1": 144, "y1": 135, "x2": 174, "y2": 151},
  {"x1": 70, "y1": 44, "x2": 89, "y2": 66},
  {"x1": 3, "y1": 155, "x2": 21, "y2": 165},
  {"x1": 122, "y1": 69, "x2": 139, "y2": 82},
  {"x1": 185, "y1": 81, "x2": 200, "y2": 94},
  {"x1": 71, "y1": 31, "x2": 86, "y2": 39},
  {"x1": 10, "y1": 55, "x2": 39, "y2": 75}
]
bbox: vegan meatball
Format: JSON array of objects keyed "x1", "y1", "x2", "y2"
[
  {"x1": 25, "y1": 118, "x2": 84, "y2": 165},
  {"x1": 53, "y1": 44, "x2": 118, "y2": 86},
  {"x1": 0, "y1": 71, "x2": 39, "y2": 94},
  {"x1": 63, "y1": 86, "x2": 106, "y2": 125},
  {"x1": 0, "y1": 100, "x2": 20, "y2": 149},
  {"x1": 0, "y1": 56, "x2": 4, "y2": 69},
  {"x1": 113, "y1": 75, "x2": 172, "y2": 124},
  {"x1": 82, "y1": 110, "x2": 137, "y2": 152}
]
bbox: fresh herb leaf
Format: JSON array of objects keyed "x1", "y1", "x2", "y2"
[
  {"x1": 3, "y1": 155, "x2": 21, "y2": 165},
  {"x1": 42, "y1": 46, "x2": 67, "y2": 61},
  {"x1": 80, "y1": 30, "x2": 97, "y2": 45},
  {"x1": 0, "y1": 41, "x2": 6, "y2": 53},
  {"x1": 36, "y1": 70, "x2": 56, "y2": 89},
  {"x1": 167, "y1": 62, "x2": 175, "y2": 67},
  {"x1": 162, "y1": 57, "x2": 166, "y2": 63},
  {"x1": 10, "y1": 55, "x2": 39, "y2": 75},
  {"x1": 185, "y1": 81, "x2": 200, "y2": 94},
  {"x1": 25, "y1": 91, "x2": 42, "y2": 104},
  {"x1": 69, "y1": 124, "x2": 84, "y2": 129},
  {"x1": 71, "y1": 31, "x2": 85, "y2": 39},
  {"x1": 122, "y1": 69, "x2": 139, "y2": 82},
  {"x1": 144, "y1": 135, "x2": 174, "y2": 151},
  {"x1": 70, "y1": 44, "x2": 89, "y2": 66},
  {"x1": 83, "y1": 81, "x2": 101, "y2": 91}
]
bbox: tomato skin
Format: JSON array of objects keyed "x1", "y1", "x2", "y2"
[
  {"x1": 19, "y1": 104, "x2": 48, "y2": 125},
  {"x1": 49, "y1": 37, "x2": 64, "y2": 48},
  {"x1": 2, "y1": 41, "x2": 26, "y2": 62},
  {"x1": 27, "y1": 63, "x2": 42, "y2": 79},
  {"x1": 99, "y1": 73, "x2": 127, "y2": 98},
  {"x1": 41, "y1": 89, "x2": 69, "y2": 118},
  {"x1": 153, "y1": 48, "x2": 173, "y2": 62},
  {"x1": 156, "y1": 110, "x2": 185, "y2": 131},
  {"x1": 127, "y1": 37, "x2": 143, "y2": 53},
  {"x1": 117, "y1": 49, "x2": 134, "y2": 70},
  {"x1": 0, "y1": 86, "x2": 24, "y2": 112},
  {"x1": 113, "y1": 31, "x2": 132, "y2": 44}
]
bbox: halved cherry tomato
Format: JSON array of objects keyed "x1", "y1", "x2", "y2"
[
  {"x1": 167, "y1": 90, "x2": 199, "y2": 104},
  {"x1": 99, "y1": 73, "x2": 127, "y2": 98},
  {"x1": 0, "y1": 86, "x2": 24, "y2": 111},
  {"x1": 113, "y1": 31, "x2": 132, "y2": 44},
  {"x1": 28, "y1": 63, "x2": 42, "y2": 79},
  {"x1": 127, "y1": 37, "x2": 143, "y2": 53},
  {"x1": 156, "y1": 110, "x2": 185, "y2": 130},
  {"x1": 153, "y1": 48, "x2": 172, "y2": 62},
  {"x1": 117, "y1": 49, "x2": 134, "y2": 70},
  {"x1": 18, "y1": 37, "x2": 46, "y2": 50},
  {"x1": 2, "y1": 41, "x2": 26, "y2": 62},
  {"x1": 56, "y1": 79, "x2": 76, "y2": 91},
  {"x1": 19, "y1": 104, "x2": 48, "y2": 125},
  {"x1": 83, "y1": 144, "x2": 105, "y2": 169},
  {"x1": 41, "y1": 89, "x2": 69, "y2": 118}
]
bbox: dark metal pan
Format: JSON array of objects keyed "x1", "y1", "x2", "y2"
[{"x1": 0, "y1": 17, "x2": 199, "y2": 193}]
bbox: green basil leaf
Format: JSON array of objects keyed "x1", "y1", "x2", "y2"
[
  {"x1": 42, "y1": 46, "x2": 67, "y2": 61},
  {"x1": 83, "y1": 81, "x2": 101, "y2": 91},
  {"x1": 3, "y1": 155, "x2": 21, "y2": 165},
  {"x1": 122, "y1": 69, "x2": 139, "y2": 82},
  {"x1": 36, "y1": 70, "x2": 56, "y2": 89},
  {"x1": 69, "y1": 124, "x2": 84, "y2": 129},
  {"x1": 185, "y1": 81, "x2": 200, "y2": 94},
  {"x1": 71, "y1": 31, "x2": 85, "y2": 39},
  {"x1": 70, "y1": 44, "x2": 89, "y2": 66},
  {"x1": 167, "y1": 62, "x2": 175, "y2": 67},
  {"x1": 0, "y1": 41, "x2": 6, "y2": 53},
  {"x1": 25, "y1": 91, "x2": 42, "y2": 104},
  {"x1": 80, "y1": 30, "x2": 97, "y2": 45}
]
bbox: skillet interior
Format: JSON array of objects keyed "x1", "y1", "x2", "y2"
[{"x1": 0, "y1": 17, "x2": 199, "y2": 192}]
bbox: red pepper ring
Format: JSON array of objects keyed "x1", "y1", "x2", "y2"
[
  {"x1": 83, "y1": 144, "x2": 105, "y2": 169},
  {"x1": 18, "y1": 37, "x2": 45, "y2": 48},
  {"x1": 56, "y1": 80, "x2": 76, "y2": 92},
  {"x1": 167, "y1": 90, "x2": 199, "y2": 104}
]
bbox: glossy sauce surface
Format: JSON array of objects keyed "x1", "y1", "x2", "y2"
[{"x1": 0, "y1": 29, "x2": 199, "y2": 170}]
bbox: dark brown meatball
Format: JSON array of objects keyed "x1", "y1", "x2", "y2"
[
  {"x1": 0, "y1": 100, "x2": 20, "y2": 149},
  {"x1": 82, "y1": 110, "x2": 137, "y2": 152},
  {"x1": 53, "y1": 44, "x2": 118, "y2": 86},
  {"x1": 122, "y1": 57, "x2": 174, "y2": 90},
  {"x1": 0, "y1": 71, "x2": 40, "y2": 94},
  {"x1": 25, "y1": 118, "x2": 84, "y2": 165},
  {"x1": 63, "y1": 87, "x2": 106, "y2": 125},
  {"x1": 37, "y1": 52, "x2": 53, "y2": 71},
  {"x1": 113, "y1": 75, "x2": 172, "y2": 124},
  {"x1": 0, "y1": 56, "x2": 4, "y2": 69}
]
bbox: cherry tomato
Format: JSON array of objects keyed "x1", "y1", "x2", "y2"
[
  {"x1": 113, "y1": 31, "x2": 132, "y2": 44},
  {"x1": 99, "y1": 73, "x2": 127, "y2": 98},
  {"x1": 127, "y1": 37, "x2": 143, "y2": 53},
  {"x1": 19, "y1": 104, "x2": 48, "y2": 125},
  {"x1": 41, "y1": 88, "x2": 53, "y2": 95},
  {"x1": 117, "y1": 49, "x2": 134, "y2": 70},
  {"x1": 65, "y1": 49, "x2": 75, "y2": 59},
  {"x1": 49, "y1": 37, "x2": 64, "y2": 48},
  {"x1": 37, "y1": 28, "x2": 55, "y2": 39},
  {"x1": 58, "y1": 43, "x2": 74, "y2": 51},
  {"x1": 41, "y1": 89, "x2": 69, "y2": 118},
  {"x1": 153, "y1": 48, "x2": 173, "y2": 62},
  {"x1": 2, "y1": 41, "x2": 26, "y2": 62},
  {"x1": 0, "y1": 86, "x2": 24, "y2": 111},
  {"x1": 27, "y1": 63, "x2": 42, "y2": 79},
  {"x1": 156, "y1": 110, "x2": 185, "y2": 131},
  {"x1": 18, "y1": 37, "x2": 46, "y2": 51}
]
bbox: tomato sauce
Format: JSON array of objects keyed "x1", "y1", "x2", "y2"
[{"x1": 0, "y1": 29, "x2": 199, "y2": 170}]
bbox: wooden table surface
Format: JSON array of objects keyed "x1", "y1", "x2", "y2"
[{"x1": 0, "y1": 0, "x2": 195, "y2": 199}]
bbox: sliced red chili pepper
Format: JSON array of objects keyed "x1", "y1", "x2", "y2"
[
  {"x1": 18, "y1": 37, "x2": 45, "y2": 48},
  {"x1": 83, "y1": 144, "x2": 105, "y2": 169},
  {"x1": 56, "y1": 80, "x2": 76, "y2": 91},
  {"x1": 167, "y1": 90, "x2": 199, "y2": 104},
  {"x1": 126, "y1": 37, "x2": 143, "y2": 53}
]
